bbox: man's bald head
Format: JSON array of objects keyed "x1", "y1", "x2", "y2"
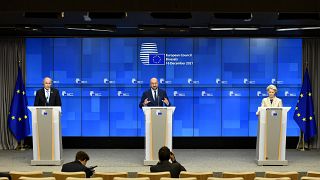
[
  {"x1": 150, "y1": 78, "x2": 158, "y2": 90},
  {"x1": 43, "y1": 77, "x2": 52, "y2": 90}
]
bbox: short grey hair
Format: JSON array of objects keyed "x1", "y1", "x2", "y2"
[
  {"x1": 43, "y1": 77, "x2": 52, "y2": 84},
  {"x1": 266, "y1": 84, "x2": 277, "y2": 92}
]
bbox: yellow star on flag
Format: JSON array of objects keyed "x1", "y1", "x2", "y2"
[
  {"x1": 302, "y1": 118, "x2": 306, "y2": 121},
  {"x1": 11, "y1": 116, "x2": 15, "y2": 120},
  {"x1": 300, "y1": 93, "x2": 304, "y2": 98},
  {"x1": 16, "y1": 89, "x2": 20, "y2": 93},
  {"x1": 295, "y1": 107, "x2": 298, "y2": 110},
  {"x1": 297, "y1": 113, "x2": 301, "y2": 117},
  {"x1": 18, "y1": 117, "x2": 22, "y2": 121},
  {"x1": 22, "y1": 91, "x2": 25, "y2": 95},
  {"x1": 310, "y1": 116, "x2": 313, "y2": 120},
  {"x1": 308, "y1": 92, "x2": 312, "y2": 96},
  {"x1": 24, "y1": 115, "x2": 28, "y2": 119}
]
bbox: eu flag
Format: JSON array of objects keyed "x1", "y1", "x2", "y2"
[
  {"x1": 293, "y1": 69, "x2": 317, "y2": 142},
  {"x1": 7, "y1": 66, "x2": 30, "y2": 141},
  {"x1": 149, "y1": 54, "x2": 165, "y2": 65}
]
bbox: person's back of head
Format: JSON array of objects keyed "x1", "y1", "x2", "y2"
[
  {"x1": 75, "y1": 151, "x2": 90, "y2": 162},
  {"x1": 158, "y1": 146, "x2": 170, "y2": 162}
]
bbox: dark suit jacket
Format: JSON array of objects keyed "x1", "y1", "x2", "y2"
[
  {"x1": 34, "y1": 88, "x2": 62, "y2": 106},
  {"x1": 139, "y1": 88, "x2": 170, "y2": 109},
  {"x1": 61, "y1": 160, "x2": 93, "y2": 178},
  {"x1": 150, "y1": 160, "x2": 186, "y2": 178}
]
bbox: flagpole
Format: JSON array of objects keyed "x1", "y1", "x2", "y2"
[
  {"x1": 302, "y1": 133, "x2": 305, "y2": 151},
  {"x1": 17, "y1": 59, "x2": 26, "y2": 151},
  {"x1": 296, "y1": 131, "x2": 305, "y2": 151},
  {"x1": 297, "y1": 60, "x2": 307, "y2": 152}
]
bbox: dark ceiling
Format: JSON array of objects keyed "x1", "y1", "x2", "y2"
[{"x1": 1, "y1": 0, "x2": 320, "y2": 37}]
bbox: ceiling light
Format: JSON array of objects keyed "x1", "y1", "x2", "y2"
[
  {"x1": 209, "y1": 28, "x2": 233, "y2": 31},
  {"x1": 301, "y1": 27, "x2": 320, "y2": 30},
  {"x1": 234, "y1": 27, "x2": 259, "y2": 30},
  {"x1": 65, "y1": 25, "x2": 116, "y2": 32},
  {"x1": 276, "y1": 28, "x2": 300, "y2": 31}
]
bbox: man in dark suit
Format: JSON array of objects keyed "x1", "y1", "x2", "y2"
[
  {"x1": 61, "y1": 151, "x2": 94, "y2": 178},
  {"x1": 139, "y1": 78, "x2": 170, "y2": 109},
  {"x1": 150, "y1": 146, "x2": 186, "y2": 178},
  {"x1": 34, "y1": 77, "x2": 61, "y2": 106}
]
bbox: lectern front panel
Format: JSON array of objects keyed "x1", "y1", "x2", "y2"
[
  {"x1": 265, "y1": 109, "x2": 282, "y2": 161},
  {"x1": 36, "y1": 109, "x2": 54, "y2": 160},
  {"x1": 150, "y1": 108, "x2": 168, "y2": 160}
]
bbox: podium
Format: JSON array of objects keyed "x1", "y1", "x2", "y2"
[
  {"x1": 256, "y1": 107, "x2": 291, "y2": 166},
  {"x1": 28, "y1": 106, "x2": 63, "y2": 165},
  {"x1": 142, "y1": 106, "x2": 175, "y2": 165}
]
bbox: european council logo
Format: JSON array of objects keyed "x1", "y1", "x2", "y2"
[{"x1": 140, "y1": 42, "x2": 165, "y2": 65}]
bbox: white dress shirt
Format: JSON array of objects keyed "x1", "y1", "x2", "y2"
[
  {"x1": 44, "y1": 88, "x2": 51, "y2": 103},
  {"x1": 151, "y1": 88, "x2": 158, "y2": 101}
]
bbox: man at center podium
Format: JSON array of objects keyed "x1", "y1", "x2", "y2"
[
  {"x1": 34, "y1": 77, "x2": 62, "y2": 106},
  {"x1": 139, "y1": 77, "x2": 170, "y2": 108}
]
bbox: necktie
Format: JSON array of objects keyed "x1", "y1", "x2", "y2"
[
  {"x1": 270, "y1": 99, "x2": 273, "y2": 104},
  {"x1": 154, "y1": 90, "x2": 157, "y2": 101},
  {"x1": 46, "y1": 90, "x2": 49, "y2": 104}
]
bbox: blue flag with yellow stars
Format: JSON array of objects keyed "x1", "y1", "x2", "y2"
[
  {"x1": 7, "y1": 66, "x2": 30, "y2": 141},
  {"x1": 293, "y1": 69, "x2": 317, "y2": 142}
]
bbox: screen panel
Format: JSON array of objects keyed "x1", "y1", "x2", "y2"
[
  {"x1": 109, "y1": 38, "x2": 138, "y2": 87},
  {"x1": 82, "y1": 38, "x2": 109, "y2": 87},
  {"x1": 26, "y1": 38, "x2": 54, "y2": 87},
  {"x1": 166, "y1": 87, "x2": 193, "y2": 136},
  {"x1": 221, "y1": 88, "x2": 249, "y2": 136},
  {"x1": 194, "y1": 87, "x2": 221, "y2": 136},
  {"x1": 250, "y1": 39, "x2": 277, "y2": 86},
  {"x1": 193, "y1": 38, "x2": 221, "y2": 87},
  {"x1": 166, "y1": 38, "x2": 194, "y2": 87},
  {"x1": 222, "y1": 39, "x2": 250, "y2": 87},
  {"x1": 59, "y1": 88, "x2": 81, "y2": 136},
  {"x1": 109, "y1": 87, "x2": 138, "y2": 136},
  {"x1": 53, "y1": 38, "x2": 82, "y2": 87},
  {"x1": 81, "y1": 88, "x2": 109, "y2": 136},
  {"x1": 277, "y1": 39, "x2": 302, "y2": 87}
]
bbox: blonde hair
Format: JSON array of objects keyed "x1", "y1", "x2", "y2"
[{"x1": 266, "y1": 84, "x2": 277, "y2": 93}]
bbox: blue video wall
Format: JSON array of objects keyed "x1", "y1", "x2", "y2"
[{"x1": 25, "y1": 38, "x2": 302, "y2": 137}]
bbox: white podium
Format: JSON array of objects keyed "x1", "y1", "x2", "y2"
[
  {"x1": 256, "y1": 107, "x2": 291, "y2": 166},
  {"x1": 142, "y1": 106, "x2": 175, "y2": 165},
  {"x1": 28, "y1": 106, "x2": 63, "y2": 165}
]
